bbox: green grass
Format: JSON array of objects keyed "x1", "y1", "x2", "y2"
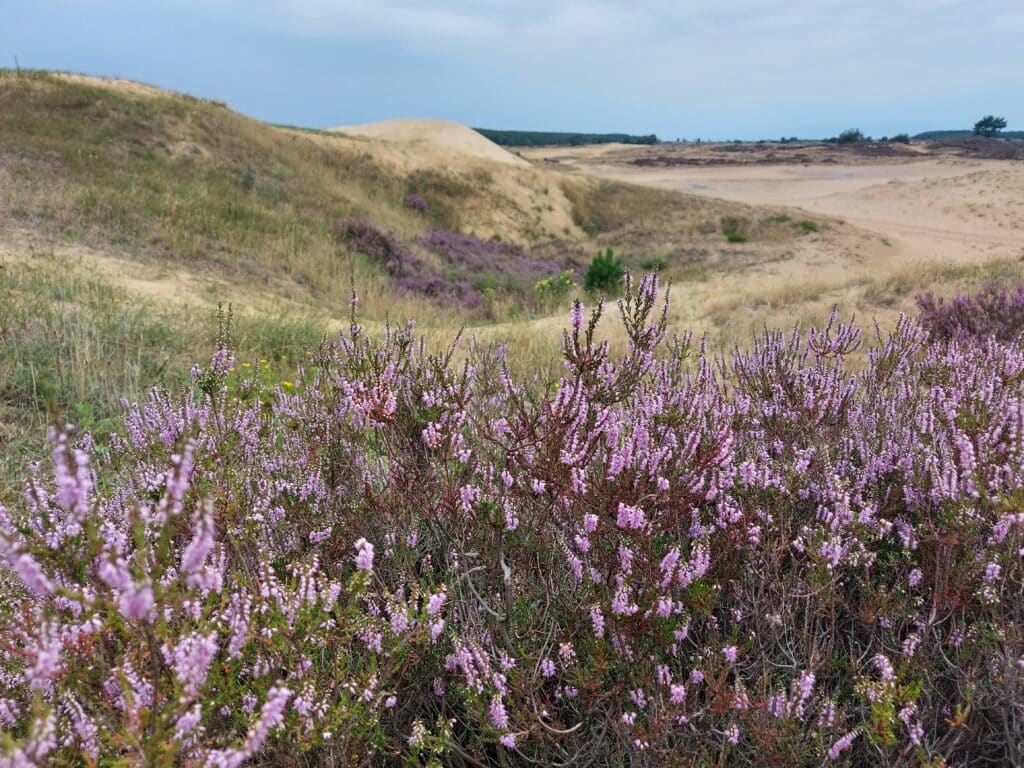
[
  {"x1": 0, "y1": 70, "x2": 478, "y2": 311},
  {"x1": 0, "y1": 253, "x2": 324, "y2": 503},
  {"x1": 720, "y1": 216, "x2": 750, "y2": 243}
]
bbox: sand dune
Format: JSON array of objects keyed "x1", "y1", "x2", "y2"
[
  {"x1": 329, "y1": 118, "x2": 529, "y2": 168},
  {"x1": 557, "y1": 154, "x2": 1024, "y2": 267}
]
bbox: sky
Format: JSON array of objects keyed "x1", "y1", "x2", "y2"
[{"x1": 3, "y1": 0, "x2": 1023, "y2": 140}]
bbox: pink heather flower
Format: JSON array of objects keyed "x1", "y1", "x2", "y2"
[
  {"x1": 827, "y1": 731, "x2": 857, "y2": 760},
  {"x1": 7, "y1": 551, "x2": 54, "y2": 598},
  {"x1": 983, "y1": 562, "x2": 1001, "y2": 583},
  {"x1": 499, "y1": 732, "x2": 517, "y2": 749},
  {"x1": 181, "y1": 501, "x2": 215, "y2": 574},
  {"x1": 611, "y1": 587, "x2": 637, "y2": 616},
  {"x1": 583, "y1": 513, "x2": 598, "y2": 533},
  {"x1": 118, "y1": 582, "x2": 155, "y2": 621},
  {"x1": 489, "y1": 696, "x2": 509, "y2": 729},
  {"x1": 309, "y1": 526, "x2": 332, "y2": 545},
  {"x1": 427, "y1": 589, "x2": 446, "y2": 616},
  {"x1": 540, "y1": 658, "x2": 556, "y2": 678},
  {"x1": 174, "y1": 702, "x2": 202, "y2": 740},
  {"x1": 725, "y1": 724, "x2": 740, "y2": 744},
  {"x1": 353, "y1": 537, "x2": 374, "y2": 571},
  {"x1": 0, "y1": 698, "x2": 19, "y2": 727},
  {"x1": 385, "y1": 695, "x2": 397, "y2": 709},
  {"x1": 670, "y1": 684, "x2": 687, "y2": 704},
  {"x1": 659, "y1": 547, "x2": 680, "y2": 581},
  {"x1": 908, "y1": 568, "x2": 923, "y2": 587},
  {"x1": 616, "y1": 502, "x2": 647, "y2": 530},
  {"x1": 27, "y1": 629, "x2": 63, "y2": 691},
  {"x1": 163, "y1": 632, "x2": 219, "y2": 697},
  {"x1": 570, "y1": 300, "x2": 584, "y2": 334},
  {"x1": 504, "y1": 503, "x2": 519, "y2": 531},
  {"x1": 591, "y1": 606, "x2": 605, "y2": 638},
  {"x1": 898, "y1": 705, "x2": 923, "y2": 746},
  {"x1": 872, "y1": 654, "x2": 895, "y2": 681},
  {"x1": 243, "y1": 685, "x2": 293, "y2": 751},
  {"x1": 204, "y1": 685, "x2": 293, "y2": 767},
  {"x1": 902, "y1": 633, "x2": 922, "y2": 658},
  {"x1": 723, "y1": 646, "x2": 738, "y2": 664},
  {"x1": 656, "y1": 596, "x2": 673, "y2": 617},
  {"x1": 389, "y1": 606, "x2": 409, "y2": 635},
  {"x1": 430, "y1": 619, "x2": 445, "y2": 643}
]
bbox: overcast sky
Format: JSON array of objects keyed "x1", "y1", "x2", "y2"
[{"x1": 4, "y1": 0, "x2": 1022, "y2": 139}]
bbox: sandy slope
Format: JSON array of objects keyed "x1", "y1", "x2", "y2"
[
  {"x1": 560, "y1": 156, "x2": 1024, "y2": 267},
  {"x1": 330, "y1": 118, "x2": 530, "y2": 168}
]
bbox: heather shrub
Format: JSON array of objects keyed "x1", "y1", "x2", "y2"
[
  {"x1": 916, "y1": 283, "x2": 1024, "y2": 343},
  {"x1": 404, "y1": 193, "x2": 428, "y2": 214},
  {"x1": 333, "y1": 218, "x2": 482, "y2": 308},
  {"x1": 414, "y1": 228, "x2": 569, "y2": 296},
  {"x1": 2, "y1": 275, "x2": 1024, "y2": 766}
]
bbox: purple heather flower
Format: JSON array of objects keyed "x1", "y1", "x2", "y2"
[
  {"x1": 181, "y1": 501, "x2": 215, "y2": 574},
  {"x1": 489, "y1": 696, "x2": 509, "y2": 730},
  {"x1": 827, "y1": 731, "x2": 857, "y2": 760},
  {"x1": 353, "y1": 537, "x2": 375, "y2": 571},
  {"x1": 427, "y1": 589, "x2": 446, "y2": 616},
  {"x1": 873, "y1": 654, "x2": 895, "y2": 682}
]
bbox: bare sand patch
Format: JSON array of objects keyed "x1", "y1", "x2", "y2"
[
  {"x1": 329, "y1": 118, "x2": 530, "y2": 169},
  {"x1": 575, "y1": 158, "x2": 1024, "y2": 265}
]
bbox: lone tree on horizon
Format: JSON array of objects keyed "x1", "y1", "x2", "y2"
[{"x1": 973, "y1": 115, "x2": 1007, "y2": 138}]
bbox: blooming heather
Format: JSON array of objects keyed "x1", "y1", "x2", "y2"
[{"x1": 0, "y1": 277, "x2": 1022, "y2": 766}]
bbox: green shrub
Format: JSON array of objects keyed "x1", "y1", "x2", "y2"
[
  {"x1": 798, "y1": 219, "x2": 821, "y2": 233},
  {"x1": 836, "y1": 128, "x2": 866, "y2": 144},
  {"x1": 584, "y1": 247, "x2": 625, "y2": 293},
  {"x1": 720, "y1": 216, "x2": 749, "y2": 244}
]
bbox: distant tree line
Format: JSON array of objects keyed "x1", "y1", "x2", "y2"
[
  {"x1": 475, "y1": 129, "x2": 658, "y2": 147},
  {"x1": 822, "y1": 129, "x2": 911, "y2": 144}
]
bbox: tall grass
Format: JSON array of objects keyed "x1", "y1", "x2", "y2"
[{"x1": 0, "y1": 254, "x2": 324, "y2": 503}]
